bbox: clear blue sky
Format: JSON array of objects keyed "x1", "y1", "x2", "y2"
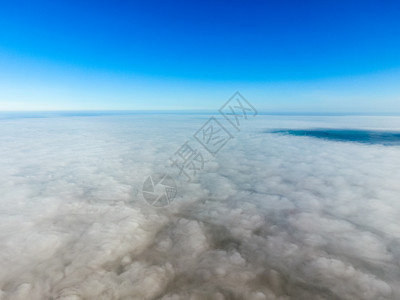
[{"x1": 0, "y1": 0, "x2": 399, "y2": 111}]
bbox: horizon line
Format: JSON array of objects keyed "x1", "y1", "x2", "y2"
[{"x1": 1, "y1": 110, "x2": 400, "y2": 116}]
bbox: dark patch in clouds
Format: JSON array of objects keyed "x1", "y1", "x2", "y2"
[{"x1": 270, "y1": 129, "x2": 400, "y2": 146}]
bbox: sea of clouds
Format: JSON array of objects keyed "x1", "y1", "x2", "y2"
[{"x1": 1, "y1": 113, "x2": 400, "y2": 300}]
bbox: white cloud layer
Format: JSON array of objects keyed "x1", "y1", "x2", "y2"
[{"x1": 1, "y1": 113, "x2": 400, "y2": 299}]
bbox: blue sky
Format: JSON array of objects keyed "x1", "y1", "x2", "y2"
[{"x1": 0, "y1": 0, "x2": 399, "y2": 111}]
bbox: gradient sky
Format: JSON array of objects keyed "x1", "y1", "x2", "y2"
[{"x1": 0, "y1": 0, "x2": 400, "y2": 111}]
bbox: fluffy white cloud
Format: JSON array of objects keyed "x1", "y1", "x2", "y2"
[{"x1": 0, "y1": 113, "x2": 400, "y2": 299}]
